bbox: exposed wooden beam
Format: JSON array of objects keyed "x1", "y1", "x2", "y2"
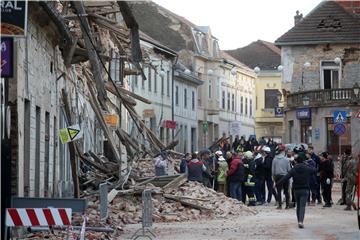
[{"x1": 72, "y1": 1, "x2": 107, "y2": 108}]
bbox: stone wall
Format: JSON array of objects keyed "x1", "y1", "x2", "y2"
[{"x1": 281, "y1": 44, "x2": 360, "y2": 92}]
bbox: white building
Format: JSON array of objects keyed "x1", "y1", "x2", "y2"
[
  {"x1": 218, "y1": 52, "x2": 256, "y2": 140},
  {"x1": 130, "y1": 33, "x2": 177, "y2": 146},
  {"x1": 173, "y1": 64, "x2": 203, "y2": 153}
]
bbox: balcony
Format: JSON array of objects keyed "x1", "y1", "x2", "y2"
[{"x1": 286, "y1": 87, "x2": 360, "y2": 109}]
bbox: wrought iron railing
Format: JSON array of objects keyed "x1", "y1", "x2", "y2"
[{"x1": 286, "y1": 88, "x2": 360, "y2": 108}]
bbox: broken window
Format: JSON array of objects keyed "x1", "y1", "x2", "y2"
[
  {"x1": 110, "y1": 51, "x2": 121, "y2": 83},
  {"x1": 321, "y1": 61, "x2": 340, "y2": 89},
  {"x1": 250, "y1": 99, "x2": 253, "y2": 117}
]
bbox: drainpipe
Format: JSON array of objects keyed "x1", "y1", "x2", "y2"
[{"x1": 171, "y1": 55, "x2": 179, "y2": 140}]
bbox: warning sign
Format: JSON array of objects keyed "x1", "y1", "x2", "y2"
[{"x1": 59, "y1": 124, "x2": 82, "y2": 144}]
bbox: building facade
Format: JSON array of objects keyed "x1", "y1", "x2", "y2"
[
  {"x1": 173, "y1": 64, "x2": 203, "y2": 153},
  {"x1": 227, "y1": 40, "x2": 284, "y2": 142},
  {"x1": 218, "y1": 52, "x2": 256, "y2": 140},
  {"x1": 130, "y1": 34, "x2": 177, "y2": 147},
  {"x1": 276, "y1": 0, "x2": 360, "y2": 155}
]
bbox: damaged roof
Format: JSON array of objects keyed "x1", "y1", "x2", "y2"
[
  {"x1": 225, "y1": 40, "x2": 281, "y2": 71},
  {"x1": 275, "y1": 1, "x2": 360, "y2": 46},
  {"x1": 128, "y1": 1, "x2": 196, "y2": 52}
]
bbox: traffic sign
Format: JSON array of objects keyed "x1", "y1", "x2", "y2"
[
  {"x1": 59, "y1": 124, "x2": 82, "y2": 144},
  {"x1": 334, "y1": 123, "x2": 346, "y2": 136},
  {"x1": 333, "y1": 110, "x2": 347, "y2": 123},
  {"x1": 274, "y1": 107, "x2": 284, "y2": 117}
]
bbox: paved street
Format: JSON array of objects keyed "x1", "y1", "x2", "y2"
[{"x1": 122, "y1": 183, "x2": 359, "y2": 239}]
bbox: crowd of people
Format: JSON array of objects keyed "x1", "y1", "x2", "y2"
[{"x1": 171, "y1": 136, "x2": 359, "y2": 229}]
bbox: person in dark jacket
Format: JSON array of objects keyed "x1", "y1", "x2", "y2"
[
  {"x1": 179, "y1": 153, "x2": 191, "y2": 173},
  {"x1": 232, "y1": 136, "x2": 240, "y2": 152},
  {"x1": 263, "y1": 146, "x2": 277, "y2": 204},
  {"x1": 254, "y1": 146, "x2": 266, "y2": 205},
  {"x1": 277, "y1": 154, "x2": 316, "y2": 229},
  {"x1": 243, "y1": 151, "x2": 257, "y2": 206},
  {"x1": 227, "y1": 153, "x2": 245, "y2": 201},
  {"x1": 200, "y1": 150, "x2": 214, "y2": 188},
  {"x1": 319, "y1": 152, "x2": 334, "y2": 207},
  {"x1": 307, "y1": 146, "x2": 322, "y2": 204},
  {"x1": 187, "y1": 153, "x2": 206, "y2": 183},
  {"x1": 305, "y1": 152, "x2": 317, "y2": 205}
]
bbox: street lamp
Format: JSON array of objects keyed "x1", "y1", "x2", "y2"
[
  {"x1": 303, "y1": 95, "x2": 310, "y2": 106},
  {"x1": 277, "y1": 65, "x2": 283, "y2": 72},
  {"x1": 207, "y1": 69, "x2": 214, "y2": 76},
  {"x1": 334, "y1": 57, "x2": 341, "y2": 65},
  {"x1": 230, "y1": 67, "x2": 237, "y2": 76},
  {"x1": 159, "y1": 69, "x2": 166, "y2": 78},
  {"x1": 301, "y1": 61, "x2": 311, "y2": 90},
  {"x1": 254, "y1": 66, "x2": 260, "y2": 74},
  {"x1": 184, "y1": 69, "x2": 191, "y2": 75}
]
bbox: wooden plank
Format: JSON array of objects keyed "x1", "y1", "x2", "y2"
[
  {"x1": 64, "y1": 37, "x2": 78, "y2": 67},
  {"x1": 83, "y1": 70, "x2": 121, "y2": 164},
  {"x1": 163, "y1": 194, "x2": 212, "y2": 211},
  {"x1": 162, "y1": 174, "x2": 188, "y2": 193},
  {"x1": 72, "y1": 1, "x2": 107, "y2": 107},
  {"x1": 91, "y1": 17, "x2": 131, "y2": 43},
  {"x1": 105, "y1": 82, "x2": 152, "y2": 104}
]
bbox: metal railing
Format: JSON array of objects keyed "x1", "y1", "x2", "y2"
[{"x1": 286, "y1": 88, "x2": 360, "y2": 108}]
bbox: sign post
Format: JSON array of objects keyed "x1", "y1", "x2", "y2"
[
  {"x1": 333, "y1": 110, "x2": 347, "y2": 156},
  {"x1": 59, "y1": 124, "x2": 82, "y2": 144},
  {"x1": 202, "y1": 121, "x2": 208, "y2": 147}
]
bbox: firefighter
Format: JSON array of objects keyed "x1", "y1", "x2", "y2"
[{"x1": 243, "y1": 151, "x2": 256, "y2": 206}]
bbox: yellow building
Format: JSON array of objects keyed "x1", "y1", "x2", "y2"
[{"x1": 227, "y1": 40, "x2": 284, "y2": 142}]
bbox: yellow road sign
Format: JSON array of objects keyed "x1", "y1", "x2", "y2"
[{"x1": 59, "y1": 124, "x2": 82, "y2": 144}]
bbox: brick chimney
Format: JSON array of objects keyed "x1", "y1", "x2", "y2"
[
  {"x1": 336, "y1": 0, "x2": 360, "y2": 17},
  {"x1": 294, "y1": 10, "x2": 303, "y2": 25}
]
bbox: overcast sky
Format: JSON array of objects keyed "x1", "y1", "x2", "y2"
[{"x1": 153, "y1": 0, "x2": 322, "y2": 50}]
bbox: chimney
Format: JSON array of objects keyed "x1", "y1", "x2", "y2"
[{"x1": 294, "y1": 10, "x2": 303, "y2": 25}]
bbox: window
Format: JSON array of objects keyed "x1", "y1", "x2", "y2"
[
  {"x1": 175, "y1": 86, "x2": 179, "y2": 105},
  {"x1": 245, "y1": 97, "x2": 248, "y2": 115},
  {"x1": 154, "y1": 71, "x2": 157, "y2": 93},
  {"x1": 232, "y1": 94, "x2": 235, "y2": 111},
  {"x1": 184, "y1": 88, "x2": 187, "y2": 108},
  {"x1": 264, "y1": 89, "x2": 280, "y2": 109},
  {"x1": 208, "y1": 80, "x2": 212, "y2": 98},
  {"x1": 321, "y1": 61, "x2": 341, "y2": 89},
  {"x1": 192, "y1": 91, "x2": 195, "y2": 110},
  {"x1": 240, "y1": 96, "x2": 243, "y2": 114},
  {"x1": 227, "y1": 92, "x2": 230, "y2": 110},
  {"x1": 249, "y1": 99, "x2": 253, "y2": 116},
  {"x1": 167, "y1": 71, "x2": 170, "y2": 96},
  {"x1": 134, "y1": 75, "x2": 138, "y2": 88},
  {"x1": 222, "y1": 91, "x2": 225, "y2": 109},
  {"x1": 288, "y1": 120, "x2": 294, "y2": 143},
  {"x1": 142, "y1": 68, "x2": 146, "y2": 89},
  {"x1": 148, "y1": 68, "x2": 152, "y2": 92},
  {"x1": 110, "y1": 51, "x2": 121, "y2": 83},
  {"x1": 161, "y1": 74, "x2": 164, "y2": 95}
]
